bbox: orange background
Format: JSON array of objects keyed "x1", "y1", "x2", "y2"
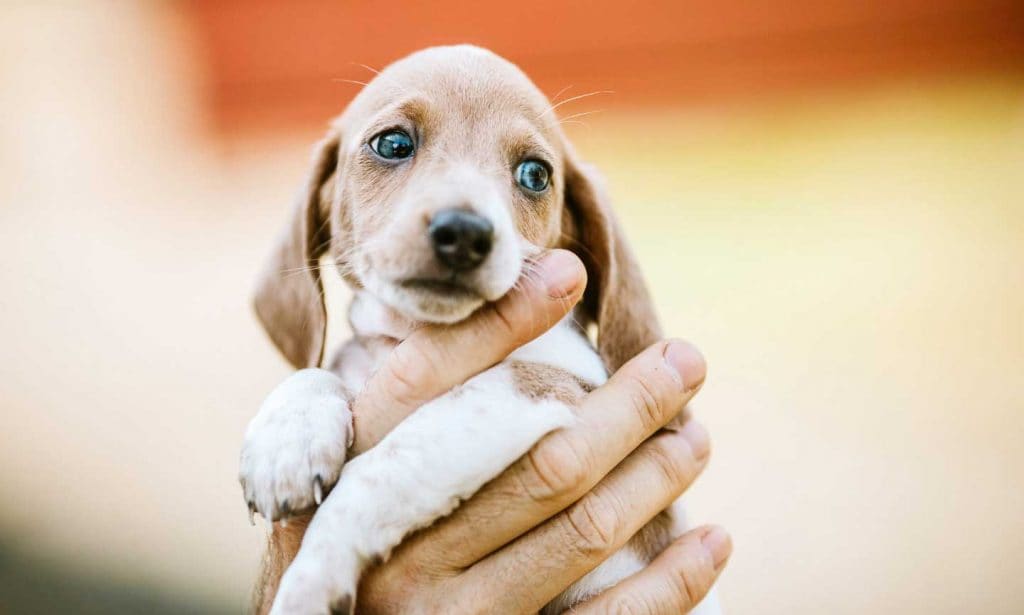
[{"x1": 185, "y1": 0, "x2": 1024, "y2": 132}]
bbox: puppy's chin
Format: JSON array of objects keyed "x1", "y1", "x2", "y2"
[
  {"x1": 367, "y1": 276, "x2": 488, "y2": 324},
  {"x1": 359, "y1": 248, "x2": 523, "y2": 325}
]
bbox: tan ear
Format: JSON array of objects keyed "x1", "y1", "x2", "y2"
[
  {"x1": 253, "y1": 132, "x2": 340, "y2": 368},
  {"x1": 562, "y1": 156, "x2": 663, "y2": 372}
]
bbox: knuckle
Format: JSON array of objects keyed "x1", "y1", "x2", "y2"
[
  {"x1": 645, "y1": 434, "x2": 698, "y2": 491},
  {"x1": 624, "y1": 373, "x2": 668, "y2": 433},
  {"x1": 517, "y1": 433, "x2": 590, "y2": 502},
  {"x1": 675, "y1": 567, "x2": 708, "y2": 611},
  {"x1": 482, "y1": 301, "x2": 521, "y2": 342},
  {"x1": 560, "y1": 490, "x2": 623, "y2": 558},
  {"x1": 663, "y1": 542, "x2": 716, "y2": 610}
]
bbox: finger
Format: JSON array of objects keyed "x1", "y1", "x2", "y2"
[
  {"x1": 574, "y1": 525, "x2": 731, "y2": 615},
  {"x1": 405, "y1": 340, "x2": 706, "y2": 568},
  {"x1": 453, "y1": 422, "x2": 711, "y2": 610},
  {"x1": 351, "y1": 249, "x2": 586, "y2": 454}
]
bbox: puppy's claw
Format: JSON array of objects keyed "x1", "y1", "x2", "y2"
[
  {"x1": 247, "y1": 502, "x2": 256, "y2": 526},
  {"x1": 313, "y1": 475, "x2": 324, "y2": 505}
]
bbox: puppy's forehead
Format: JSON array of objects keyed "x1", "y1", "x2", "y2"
[{"x1": 339, "y1": 46, "x2": 558, "y2": 142}]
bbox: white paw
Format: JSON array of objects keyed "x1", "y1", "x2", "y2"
[
  {"x1": 270, "y1": 546, "x2": 360, "y2": 615},
  {"x1": 239, "y1": 368, "x2": 352, "y2": 523}
]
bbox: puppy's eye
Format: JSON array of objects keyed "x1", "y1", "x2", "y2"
[
  {"x1": 516, "y1": 160, "x2": 549, "y2": 192},
  {"x1": 370, "y1": 130, "x2": 415, "y2": 160}
]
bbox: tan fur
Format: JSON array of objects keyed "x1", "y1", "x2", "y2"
[
  {"x1": 253, "y1": 134, "x2": 339, "y2": 368},
  {"x1": 628, "y1": 510, "x2": 676, "y2": 561},
  {"x1": 250, "y1": 45, "x2": 667, "y2": 610},
  {"x1": 559, "y1": 158, "x2": 663, "y2": 372},
  {"x1": 254, "y1": 515, "x2": 312, "y2": 615},
  {"x1": 508, "y1": 360, "x2": 596, "y2": 405}
]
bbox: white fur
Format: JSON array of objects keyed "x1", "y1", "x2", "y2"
[
  {"x1": 270, "y1": 365, "x2": 576, "y2": 614},
  {"x1": 239, "y1": 369, "x2": 352, "y2": 522}
]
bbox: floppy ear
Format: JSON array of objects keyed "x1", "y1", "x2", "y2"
[
  {"x1": 253, "y1": 132, "x2": 340, "y2": 368},
  {"x1": 561, "y1": 155, "x2": 663, "y2": 372}
]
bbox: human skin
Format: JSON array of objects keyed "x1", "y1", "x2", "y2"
[{"x1": 313, "y1": 250, "x2": 731, "y2": 613}]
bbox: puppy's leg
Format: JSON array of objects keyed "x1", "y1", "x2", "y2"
[
  {"x1": 240, "y1": 368, "x2": 353, "y2": 524},
  {"x1": 270, "y1": 366, "x2": 576, "y2": 615}
]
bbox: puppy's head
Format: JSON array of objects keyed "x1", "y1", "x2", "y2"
[{"x1": 255, "y1": 45, "x2": 660, "y2": 371}]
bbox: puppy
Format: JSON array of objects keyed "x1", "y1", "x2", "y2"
[{"x1": 240, "y1": 45, "x2": 715, "y2": 614}]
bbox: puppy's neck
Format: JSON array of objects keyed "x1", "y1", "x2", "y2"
[{"x1": 348, "y1": 291, "x2": 419, "y2": 341}]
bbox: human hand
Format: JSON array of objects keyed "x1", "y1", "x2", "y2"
[
  {"x1": 353, "y1": 249, "x2": 730, "y2": 613},
  {"x1": 263, "y1": 250, "x2": 730, "y2": 613}
]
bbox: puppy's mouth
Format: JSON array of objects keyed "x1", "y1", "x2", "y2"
[
  {"x1": 372, "y1": 274, "x2": 489, "y2": 324},
  {"x1": 400, "y1": 277, "x2": 482, "y2": 299}
]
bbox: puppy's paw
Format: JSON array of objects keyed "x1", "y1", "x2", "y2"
[
  {"x1": 270, "y1": 547, "x2": 360, "y2": 615},
  {"x1": 239, "y1": 368, "x2": 352, "y2": 523}
]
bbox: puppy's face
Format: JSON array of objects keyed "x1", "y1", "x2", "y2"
[
  {"x1": 329, "y1": 46, "x2": 566, "y2": 323},
  {"x1": 255, "y1": 45, "x2": 661, "y2": 371}
]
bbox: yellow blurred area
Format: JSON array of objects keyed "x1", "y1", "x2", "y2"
[{"x1": 1, "y1": 2, "x2": 1021, "y2": 613}]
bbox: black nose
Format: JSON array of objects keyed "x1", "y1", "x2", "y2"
[{"x1": 428, "y1": 209, "x2": 494, "y2": 272}]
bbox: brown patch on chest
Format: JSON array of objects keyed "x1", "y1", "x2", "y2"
[{"x1": 507, "y1": 360, "x2": 596, "y2": 405}]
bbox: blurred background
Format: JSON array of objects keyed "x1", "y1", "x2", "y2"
[{"x1": 1, "y1": 1, "x2": 1022, "y2": 613}]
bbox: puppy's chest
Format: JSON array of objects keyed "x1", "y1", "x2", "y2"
[{"x1": 504, "y1": 317, "x2": 608, "y2": 392}]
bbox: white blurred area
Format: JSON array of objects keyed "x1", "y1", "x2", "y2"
[{"x1": 1, "y1": 2, "x2": 1022, "y2": 614}]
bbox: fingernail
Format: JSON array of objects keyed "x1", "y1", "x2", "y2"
[
  {"x1": 536, "y1": 250, "x2": 583, "y2": 298},
  {"x1": 663, "y1": 340, "x2": 706, "y2": 392},
  {"x1": 701, "y1": 526, "x2": 732, "y2": 571},
  {"x1": 679, "y1": 418, "x2": 710, "y2": 462}
]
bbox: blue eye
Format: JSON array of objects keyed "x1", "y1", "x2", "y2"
[
  {"x1": 370, "y1": 130, "x2": 415, "y2": 160},
  {"x1": 516, "y1": 160, "x2": 550, "y2": 192}
]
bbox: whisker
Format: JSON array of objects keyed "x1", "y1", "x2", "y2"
[
  {"x1": 558, "y1": 109, "x2": 605, "y2": 124},
  {"x1": 351, "y1": 61, "x2": 420, "y2": 97},
  {"x1": 280, "y1": 265, "x2": 329, "y2": 278},
  {"x1": 539, "y1": 90, "x2": 613, "y2": 119},
  {"x1": 548, "y1": 84, "x2": 573, "y2": 105},
  {"x1": 331, "y1": 78, "x2": 371, "y2": 88},
  {"x1": 530, "y1": 246, "x2": 595, "y2": 334},
  {"x1": 354, "y1": 63, "x2": 381, "y2": 76},
  {"x1": 519, "y1": 273, "x2": 543, "y2": 332},
  {"x1": 558, "y1": 119, "x2": 592, "y2": 130}
]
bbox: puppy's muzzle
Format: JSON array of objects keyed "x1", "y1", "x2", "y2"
[{"x1": 428, "y1": 209, "x2": 494, "y2": 272}]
